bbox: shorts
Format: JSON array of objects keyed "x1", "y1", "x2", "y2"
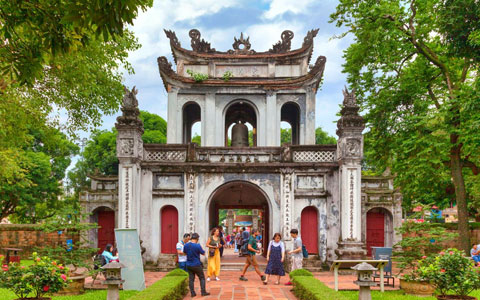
[
  {"x1": 245, "y1": 254, "x2": 258, "y2": 267},
  {"x1": 290, "y1": 256, "x2": 303, "y2": 271}
]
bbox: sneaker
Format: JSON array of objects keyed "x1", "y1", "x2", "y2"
[
  {"x1": 285, "y1": 281, "x2": 293, "y2": 286},
  {"x1": 191, "y1": 292, "x2": 197, "y2": 297},
  {"x1": 239, "y1": 276, "x2": 248, "y2": 281},
  {"x1": 215, "y1": 277, "x2": 220, "y2": 281},
  {"x1": 207, "y1": 277, "x2": 211, "y2": 282}
]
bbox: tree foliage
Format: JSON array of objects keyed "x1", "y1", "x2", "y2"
[
  {"x1": 331, "y1": 0, "x2": 480, "y2": 252},
  {"x1": 68, "y1": 111, "x2": 167, "y2": 193},
  {"x1": 0, "y1": 126, "x2": 78, "y2": 222},
  {"x1": 0, "y1": 0, "x2": 152, "y2": 86}
]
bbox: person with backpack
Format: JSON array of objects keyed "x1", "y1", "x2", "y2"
[
  {"x1": 239, "y1": 229, "x2": 266, "y2": 282},
  {"x1": 285, "y1": 229, "x2": 303, "y2": 286},
  {"x1": 240, "y1": 227, "x2": 250, "y2": 257}
]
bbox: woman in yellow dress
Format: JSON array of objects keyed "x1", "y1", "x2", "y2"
[{"x1": 206, "y1": 227, "x2": 222, "y2": 281}]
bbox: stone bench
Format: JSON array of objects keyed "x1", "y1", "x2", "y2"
[{"x1": 330, "y1": 259, "x2": 389, "y2": 292}]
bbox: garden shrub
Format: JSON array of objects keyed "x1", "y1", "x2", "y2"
[
  {"x1": 130, "y1": 269, "x2": 188, "y2": 300},
  {"x1": 164, "y1": 268, "x2": 188, "y2": 277},
  {"x1": 289, "y1": 268, "x2": 314, "y2": 278},
  {"x1": 292, "y1": 276, "x2": 349, "y2": 300}
]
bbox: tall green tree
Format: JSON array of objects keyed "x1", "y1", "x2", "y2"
[
  {"x1": 0, "y1": 127, "x2": 78, "y2": 222},
  {"x1": 68, "y1": 111, "x2": 167, "y2": 193},
  {"x1": 331, "y1": 0, "x2": 480, "y2": 252}
]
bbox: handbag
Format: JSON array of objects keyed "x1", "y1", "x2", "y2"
[{"x1": 209, "y1": 248, "x2": 216, "y2": 257}]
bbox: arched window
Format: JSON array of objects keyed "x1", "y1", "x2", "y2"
[
  {"x1": 281, "y1": 102, "x2": 300, "y2": 145},
  {"x1": 225, "y1": 101, "x2": 257, "y2": 147},
  {"x1": 183, "y1": 102, "x2": 201, "y2": 144}
]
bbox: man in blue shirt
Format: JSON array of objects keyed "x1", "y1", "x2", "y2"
[{"x1": 183, "y1": 233, "x2": 210, "y2": 297}]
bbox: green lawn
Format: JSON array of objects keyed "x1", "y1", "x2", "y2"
[
  {"x1": 340, "y1": 290, "x2": 480, "y2": 300},
  {"x1": 0, "y1": 289, "x2": 139, "y2": 300}
]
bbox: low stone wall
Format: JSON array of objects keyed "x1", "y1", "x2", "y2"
[{"x1": 0, "y1": 224, "x2": 76, "y2": 258}]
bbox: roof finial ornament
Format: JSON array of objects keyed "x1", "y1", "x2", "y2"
[
  {"x1": 269, "y1": 30, "x2": 294, "y2": 53},
  {"x1": 342, "y1": 86, "x2": 358, "y2": 107},
  {"x1": 302, "y1": 28, "x2": 319, "y2": 48},
  {"x1": 164, "y1": 29, "x2": 181, "y2": 48},
  {"x1": 230, "y1": 32, "x2": 255, "y2": 54},
  {"x1": 122, "y1": 86, "x2": 138, "y2": 109},
  {"x1": 189, "y1": 29, "x2": 215, "y2": 53}
]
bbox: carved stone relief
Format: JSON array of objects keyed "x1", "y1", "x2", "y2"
[
  {"x1": 296, "y1": 175, "x2": 325, "y2": 191},
  {"x1": 345, "y1": 138, "x2": 361, "y2": 157},
  {"x1": 119, "y1": 138, "x2": 134, "y2": 156}
]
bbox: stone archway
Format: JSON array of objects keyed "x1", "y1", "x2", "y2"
[{"x1": 207, "y1": 181, "x2": 271, "y2": 255}]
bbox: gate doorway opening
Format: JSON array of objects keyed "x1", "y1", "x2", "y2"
[
  {"x1": 366, "y1": 207, "x2": 394, "y2": 256},
  {"x1": 208, "y1": 181, "x2": 270, "y2": 258},
  {"x1": 91, "y1": 207, "x2": 115, "y2": 253}
]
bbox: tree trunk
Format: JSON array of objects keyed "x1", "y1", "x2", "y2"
[{"x1": 450, "y1": 139, "x2": 470, "y2": 253}]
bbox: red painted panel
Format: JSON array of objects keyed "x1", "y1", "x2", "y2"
[
  {"x1": 161, "y1": 206, "x2": 178, "y2": 254},
  {"x1": 301, "y1": 206, "x2": 318, "y2": 254},
  {"x1": 366, "y1": 211, "x2": 385, "y2": 256},
  {"x1": 98, "y1": 210, "x2": 115, "y2": 252}
]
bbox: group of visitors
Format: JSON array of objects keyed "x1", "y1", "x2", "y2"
[{"x1": 176, "y1": 228, "x2": 304, "y2": 297}]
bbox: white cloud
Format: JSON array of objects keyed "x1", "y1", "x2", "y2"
[{"x1": 263, "y1": 0, "x2": 316, "y2": 19}]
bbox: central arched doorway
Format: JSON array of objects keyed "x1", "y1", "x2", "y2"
[{"x1": 208, "y1": 181, "x2": 270, "y2": 256}]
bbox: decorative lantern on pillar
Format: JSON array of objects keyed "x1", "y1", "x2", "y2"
[
  {"x1": 102, "y1": 261, "x2": 126, "y2": 300},
  {"x1": 351, "y1": 262, "x2": 377, "y2": 300}
]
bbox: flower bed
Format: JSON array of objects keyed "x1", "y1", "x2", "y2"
[{"x1": 129, "y1": 269, "x2": 188, "y2": 300}]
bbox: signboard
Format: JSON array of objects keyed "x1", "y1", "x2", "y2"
[{"x1": 115, "y1": 229, "x2": 146, "y2": 291}]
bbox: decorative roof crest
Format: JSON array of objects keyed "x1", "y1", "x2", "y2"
[
  {"x1": 164, "y1": 29, "x2": 180, "y2": 47},
  {"x1": 189, "y1": 29, "x2": 215, "y2": 53},
  {"x1": 302, "y1": 28, "x2": 319, "y2": 48},
  {"x1": 229, "y1": 32, "x2": 255, "y2": 54},
  {"x1": 122, "y1": 86, "x2": 138, "y2": 109},
  {"x1": 269, "y1": 30, "x2": 294, "y2": 53},
  {"x1": 342, "y1": 86, "x2": 358, "y2": 107}
]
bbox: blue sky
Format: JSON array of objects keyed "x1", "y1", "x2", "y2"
[{"x1": 92, "y1": 0, "x2": 353, "y2": 139}]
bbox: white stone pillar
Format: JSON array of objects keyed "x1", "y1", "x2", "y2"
[
  {"x1": 185, "y1": 173, "x2": 196, "y2": 234},
  {"x1": 281, "y1": 168, "x2": 294, "y2": 241},
  {"x1": 265, "y1": 91, "x2": 278, "y2": 146},
  {"x1": 167, "y1": 87, "x2": 179, "y2": 144},
  {"x1": 116, "y1": 87, "x2": 144, "y2": 230},
  {"x1": 335, "y1": 87, "x2": 366, "y2": 259},
  {"x1": 203, "y1": 93, "x2": 216, "y2": 146},
  {"x1": 305, "y1": 86, "x2": 316, "y2": 145}
]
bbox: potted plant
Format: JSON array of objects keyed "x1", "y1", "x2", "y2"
[
  {"x1": 418, "y1": 248, "x2": 480, "y2": 300},
  {"x1": 0, "y1": 253, "x2": 69, "y2": 300},
  {"x1": 36, "y1": 208, "x2": 98, "y2": 295},
  {"x1": 394, "y1": 215, "x2": 457, "y2": 296}
]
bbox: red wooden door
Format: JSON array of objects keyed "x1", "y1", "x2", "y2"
[
  {"x1": 98, "y1": 210, "x2": 115, "y2": 252},
  {"x1": 366, "y1": 211, "x2": 385, "y2": 256},
  {"x1": 301, "y1": 207, "x2": 318, "y2": 254},
  {"x1": 161, "y1": 206, "x2": 178, "y2": 254}
]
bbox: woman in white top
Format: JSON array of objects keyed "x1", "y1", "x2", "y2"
[{"x1": 263, "y1": 233, "x2": 286, "y2": 285}]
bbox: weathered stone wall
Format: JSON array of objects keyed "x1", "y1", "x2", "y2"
[{"x1": 0, "y1": 224, "x2": 77, "y2": 257}]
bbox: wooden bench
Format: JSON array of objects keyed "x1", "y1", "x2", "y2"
[{"x1": 330, "y1": 259, "x2": 389, "y2": 292}]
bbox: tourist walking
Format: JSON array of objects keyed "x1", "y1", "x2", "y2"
[
  {"x1": 239, "y1": 229, "x2": 266, "y2": 282},
  {"x1": 176, "y1": 233, "x2": 190, "y2": 271},
  {"x1": 263, "y1": 233, "x2": 285, "y2": 285},
  {"x1": 218, "y1": 225, "x2": 227, "y2": 257},
  {"x1": 183, "y1": 233, "x2": 210, "y2": 297},
  {"x1": 206, "y1": 228, "x2": 222, "y2": 281},
  {"x1": 240, "y1": 227, "x2": 250, "y2": 257},
  {"x1": 285, "y1": 229, "x2": 303, "y2": 286},
  {"x1": 234, "y1": 230, "x2": 242, "y2": 253}
]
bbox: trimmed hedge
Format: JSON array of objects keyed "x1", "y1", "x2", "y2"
[
  {"x1": 129, "y1": 269, "x2": 188, "y2": 300},
  {"x1": 164, "y1": 268, "x2": 188, "y2": 277},
  {"x1": 289, "y1": 268, "x2": 314, "y2": 278},
  {"x1": 292, "y1": 276, "x2": 349, "y2": 300}
]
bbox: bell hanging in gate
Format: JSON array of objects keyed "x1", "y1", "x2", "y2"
[{"x1": 231, "y1": 121, "x2": 249, "y2": 147}]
